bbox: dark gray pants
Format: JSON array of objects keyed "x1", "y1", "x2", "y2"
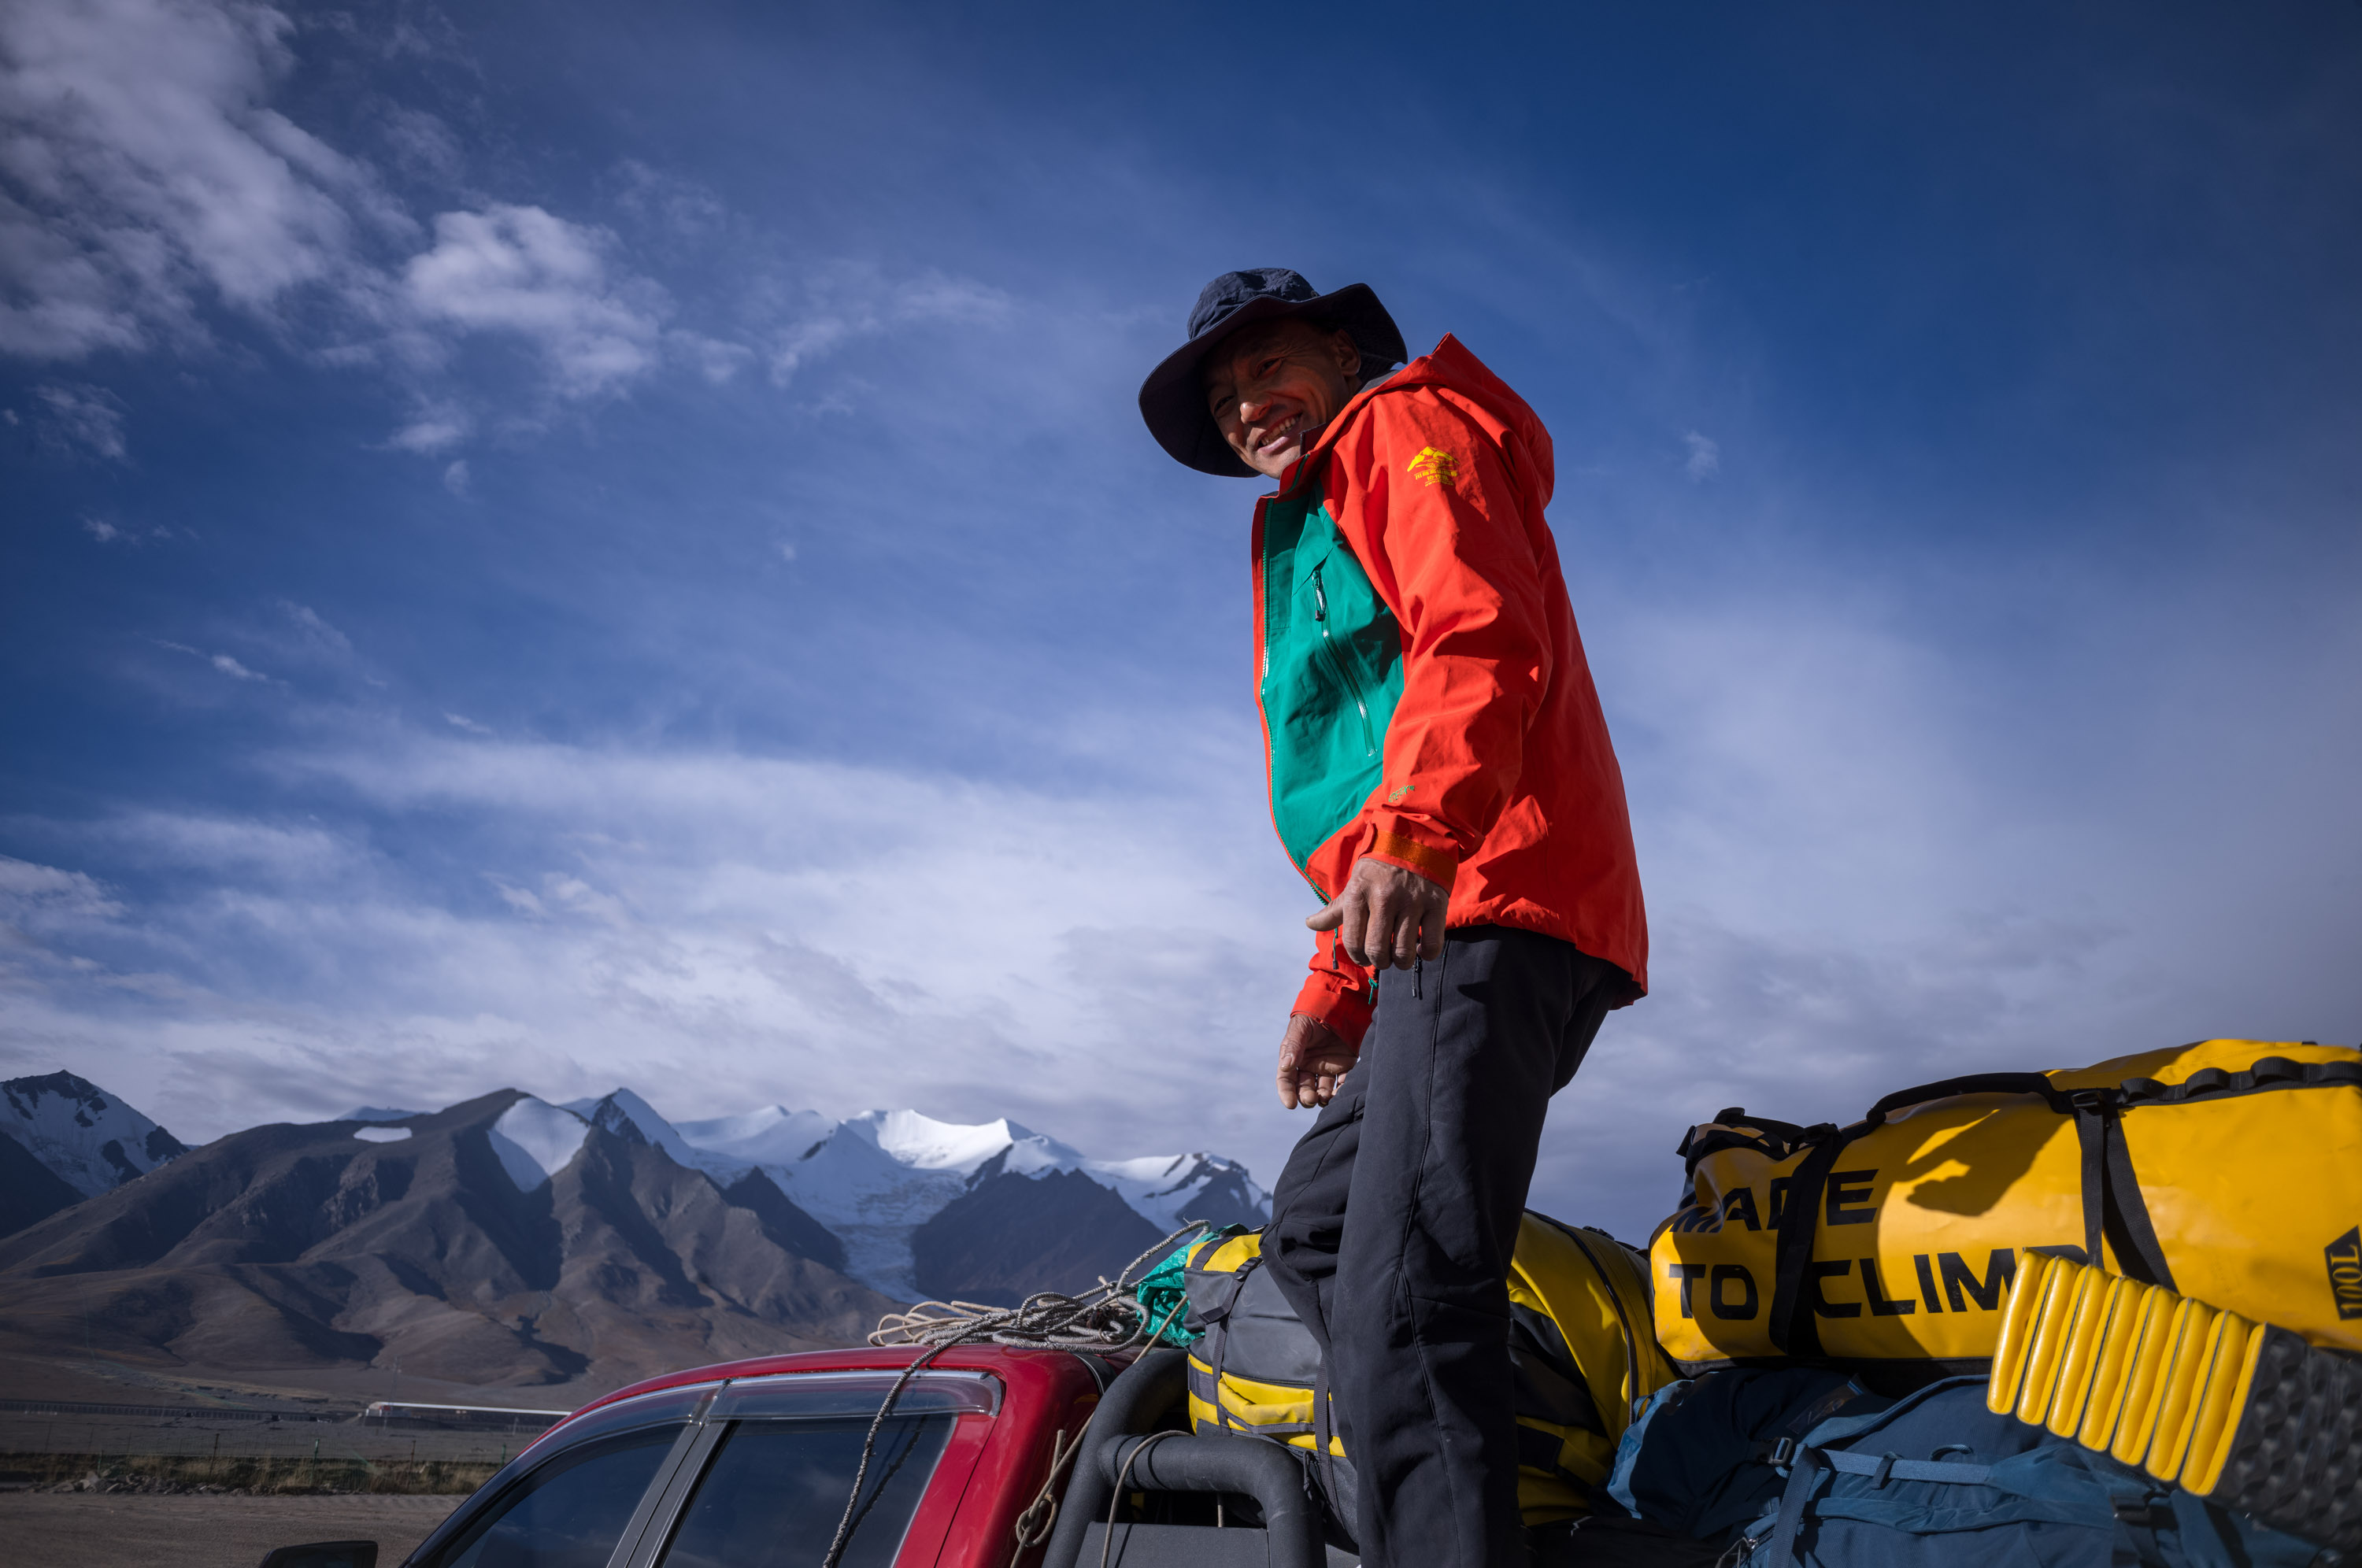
[{"x1": 1262, "y1": 926, "x2": 1625, "y2": 1568}]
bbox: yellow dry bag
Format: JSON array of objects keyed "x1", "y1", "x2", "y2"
[
  {"x1": 1649, "y1": 1039, "x2": 2362, "y2": 1370},
  {"x1": 1183, "y1": 1213, "x2": 1675, "y2": 1525}
]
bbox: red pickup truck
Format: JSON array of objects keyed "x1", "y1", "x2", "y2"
[{"x1": 265, "y1": 1343, "x2": 1352, "y2": 1568}]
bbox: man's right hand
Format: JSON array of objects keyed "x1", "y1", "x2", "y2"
[{"x1": 1277, "y1": 1012, "x2": 1358, "y2": 1109}]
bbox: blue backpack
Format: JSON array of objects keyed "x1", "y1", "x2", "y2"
[{"x1": 1608, "y1": 1371, "x2": 2332, "y2": 1568}]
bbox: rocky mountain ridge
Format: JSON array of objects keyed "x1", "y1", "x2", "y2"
[
  {"x1": 0, "y1": 1072, "x2": 1269, "y2": 1393},
  {"x1": 0, "y1": 1089, "x2": 887, "y2": 1392}
]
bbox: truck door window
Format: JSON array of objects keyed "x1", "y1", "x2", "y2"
[
  {"x1": 657, "y1": 1415, "x2": 953, "y2": 1568},
  {"x1": 424, "y1": 1426, "x2": 683, "y2": 1568}
]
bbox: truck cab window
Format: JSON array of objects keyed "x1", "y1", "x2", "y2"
[
  {"x1": 424, "y1": 1426, "x2": 683, "y2": 1568},
  {"x1": 658, "y1": 1415, "x2": 953, "y2": 1568}
]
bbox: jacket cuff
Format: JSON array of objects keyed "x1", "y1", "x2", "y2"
[
  {"x1": 1364, "y1": 821, "x2": 1460, "y2": 890},
  {"x1": 1293, "y1": 967, "x2": 1375, "y2": 1049}
]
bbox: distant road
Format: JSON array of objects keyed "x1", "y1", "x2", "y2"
[{"x1": 0, "y1": 1399, "x2": 350, "y2": 1422}]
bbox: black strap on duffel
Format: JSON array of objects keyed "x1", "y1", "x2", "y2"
[{"x1": 1749, "y1": 1073, "x2": 2171, "y2": 1355}]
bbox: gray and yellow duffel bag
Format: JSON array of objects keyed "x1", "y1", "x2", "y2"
[
  {"x1": 1181, "y1": 1212, "x2": 1677, "y2": 1527},
  {"x1": 1986, "y1": 1249, "x2": 2360, "y2": 1557},
  {"x1": 1648, "y1": 1039, "x2": 2362, "y2": 1373}
]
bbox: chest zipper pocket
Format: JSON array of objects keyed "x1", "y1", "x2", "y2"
[{"x1": 1311, "y1": 564, "x2": 1377, "y2": 759}]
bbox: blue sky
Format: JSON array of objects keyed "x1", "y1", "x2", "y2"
[{"x1": 4, "y1": 0, "x2": 2358, "y2": 1240}]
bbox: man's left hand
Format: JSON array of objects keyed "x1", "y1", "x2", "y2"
[{"x1": 1306, "y1": 856, "x2": 1449, "y2": 969}]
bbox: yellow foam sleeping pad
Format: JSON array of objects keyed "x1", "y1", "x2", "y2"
[
  {"x1": 1182, "y1": 1215, "x2": 1675, "y2": 1526},
  {"x1": 1988, "y1": 1250, "x2": 2362, "y2": 1553},
  {"x1": 1648, "y1": 1039, "x2": 2362, "y2": 1370}
]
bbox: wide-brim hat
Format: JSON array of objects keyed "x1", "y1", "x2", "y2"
[{"x1": 1138, "y1": 268, "x2": 1408, "y2": 478}]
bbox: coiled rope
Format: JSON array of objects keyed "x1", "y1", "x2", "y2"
[{"x1": 817, "y1": 1222, "x2": 1205, "y2": 1568}]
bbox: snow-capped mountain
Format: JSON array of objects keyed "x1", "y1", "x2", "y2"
[
  {"x1": 0, "y1": 1071, "x2": 1272, "y2": 1397},
  {"x1": 550, "y1": 1093, "x2": 1268, "y2": 1300},
  {"x1": 0, "y1": 1070, "x2": 1267, "y2": 1309},
  {"x1": 2, "y1": 1071, "x2": 187, "y2": 1198},
  {"x1": 667, "y1": 1103, "x2": 1268, "y2": 1300},
  {"x1": 563, "y1": 1089, "x2": 758, "y2": 1183}
]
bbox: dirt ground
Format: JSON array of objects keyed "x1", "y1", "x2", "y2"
[{"x1": 0, "y1": 1490, "x2": 461, "y2": 1568}]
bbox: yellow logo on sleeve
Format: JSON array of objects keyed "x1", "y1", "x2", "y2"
[{"x1": 1407, "y1": 446, "x2": 1458, "y2": 486}]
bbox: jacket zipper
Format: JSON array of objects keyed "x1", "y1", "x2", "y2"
[{"x1": 1311, "y1": 565, "x2": 1378, "y2": 758}]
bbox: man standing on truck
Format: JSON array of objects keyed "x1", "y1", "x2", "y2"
[{"x1": 1137, "y1": 270, "x2": 1648, "y2": 1568}]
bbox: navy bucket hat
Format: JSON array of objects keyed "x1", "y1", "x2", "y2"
[{"x1": 1138, "y1": 268, "x2": 1408, "y2": 477}]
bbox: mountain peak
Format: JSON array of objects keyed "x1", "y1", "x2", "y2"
[
  {"x1": 673, "y1": 1104, "x2": 835, "y2": 1169},
  {"x1": 2, "y1": 1069, "x2": 187, "y2": 1203},
  {"x1": 838, "y1": 1108, "x2": 1079, "y2": 1175}
]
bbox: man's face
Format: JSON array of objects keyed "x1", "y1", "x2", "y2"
[{"x1": 1202, "y1": 320, "x2": 1364, "y2": 481}]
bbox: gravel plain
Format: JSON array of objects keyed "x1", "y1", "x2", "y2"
[{"x1": 0, "y1": 1490, "x2": 461, "y2": 1568}]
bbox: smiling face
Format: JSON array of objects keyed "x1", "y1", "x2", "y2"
[{"x1": 1202, "y1": 319, "x2": 1364, "y2": 480}]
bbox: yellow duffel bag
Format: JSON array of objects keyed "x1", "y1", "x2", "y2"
[
  {"x1": 1649, "y1": 1038, "x2": 2362, "y2": 1372},
  {"x1": 1183, "y1": 1213, "x2": 1675, "y2": 1525}
]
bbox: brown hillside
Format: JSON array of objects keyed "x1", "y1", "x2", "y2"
[{"x1": 0, "y1": 1090, "x2": 898, "y2": 1394}]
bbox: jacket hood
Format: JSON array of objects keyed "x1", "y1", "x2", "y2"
[{"x1": 1278, "y1": 335, "x2": 1554, "y2": 505}]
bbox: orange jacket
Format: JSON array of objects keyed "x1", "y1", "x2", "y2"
[{"x1": 1253, "y1": 335, "x2": 1647, "y2": 1044}]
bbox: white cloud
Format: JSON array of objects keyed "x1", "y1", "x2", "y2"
[
  {"x1": 0, "y1": 854, "x2": 124, "y2": 921},
  {"x1": 1683, "y1": 430, "x2": 1720, "y2": 479},
  {"x1": 442, "y1": 712, "x2": 491, "y2": 735},
  {"x1": 209, "y1": 652, "x2": 268, "y2": 681},
  {"x1": 0, "y1": 2, "x2": 1010, "y2": 456},
  {"x1": 0, "y1": 0, "x2": 746, "y2": 442},
  {"x1": 35, "y1": 383, "x2": 126, "y2": 457},
  {"x1": 278, "y1": 601, "x2": 351, "y2": 654},
  {"x1": 441, "y1": 458, "x2": 469, "y2": 495},
  {"x1": 491, "y1": 878, "x2": 543, "y2": 916},
  {"x1": 402, "y1": 204, "x2": 668, "y2": 400},
  {"x1": 0, "y1": 0, "x2": 394, "y2": 358},
  {"x1": 157, "y1": 640, "x2": 273, "y2": 682},
  {"x1": 537, "y1": 874, "x2": 629, "y2": 927},
  {"x1": 610, "y1": 158, "x2": 727, "y2": 239},
  {"x1": 373, "y1": 103, "x2": 463, "y2": 184},
  {"x1": 386, "y1": 408, "x2": 467, "y2": 453},
  {"x1": 668, "y1": 329, "x2": 755, "y2": 384},
  {"x1": 767, "y1": 263, "x2": 1013, "y2": 384},
  {"x1": 80, "y1": 516, "x2": 122, "y2": 542}
]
